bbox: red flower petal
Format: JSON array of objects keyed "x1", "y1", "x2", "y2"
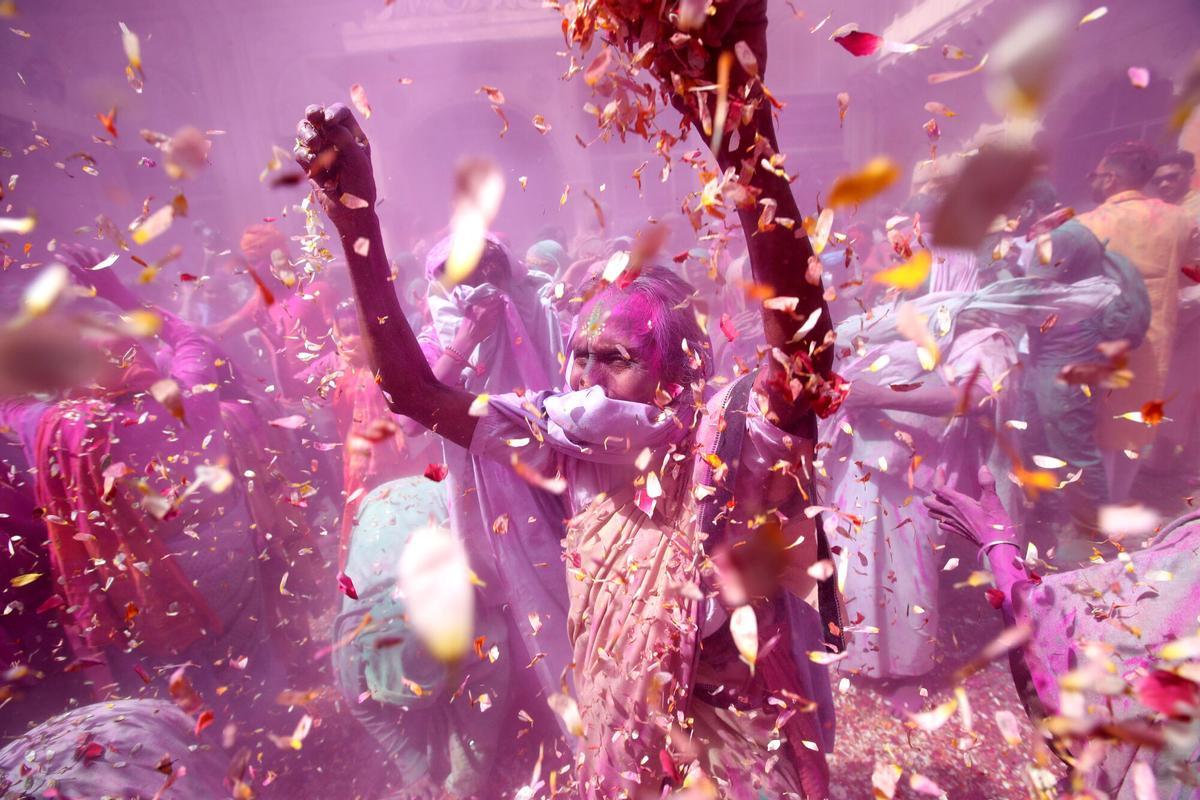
[
  {"x1": 36, "y1": 594, "x2": 65, "y2": 613},
  {"x1": 194, "y1": 709, "x2": 215, "y2": 735},
  {"x1": 985, "y1": 588, "x2": 1006, "y2": 609},
  {"x1": 1137, "y1": 670, "x2": 1200, "y2": 718},
  {"x1": 337, "y1": 572, "x2": 359, "y2": 601},
  {"x1": 719, "y1": 313, "x2": 738, "y2": 342},
  {"x1": 834, "y1": 30, "x2": 884, "y2": 57}
]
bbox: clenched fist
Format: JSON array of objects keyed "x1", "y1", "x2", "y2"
[{"x1": 294, "y1": 103, "x2": 377, "y2": 228}]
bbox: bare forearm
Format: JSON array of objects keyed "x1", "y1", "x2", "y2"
[
  {"x1": 334, "y1": 212, "x2": 478, "y2": 448},
  {"x1": 710, "y1": 108, "x2": 832, "y2": 376}
]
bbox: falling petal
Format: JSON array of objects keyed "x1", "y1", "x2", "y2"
[
  {"x1": 1131, "y1": 761, "x2": 1158, "y2": 800},
  {"x1": 827, "y1": 156, "x2": 901, "y2": 208},
  {"x1": 909, "y1": 773, "x2": 944, "y2": 796},
  {"x1": 1032, "y1": 455, "x2": 1067, "y2": 469},
  {"x1": 22, "y1": 263, "x2": 69, "y2": 316},
  {"x1": 337, "y1": 572, "x2": 358, "y2": 600},
  {"x1": 469, "y1": 393, "x2": 491, "y2": 417},
  {"x1": 873, "y1": 251, "x2": 931, "y2": 290},
  {"x1": 398, "y1": 524, "x2": 475, "y2": 661},
  {"x1": 547, "y1": 693, "x2": 584, "y2": 736},
  {"x1": 131, "y1": 204, "x2": 176, "y2": 245},
  {"x1": 729, "y1": 605, "x2": 758, "y2": 671},
  {"x1": 830, "y1": 24, "x2": 884, "y2": 57},
  {"x1": 908, "y1": 697, "x2": 957, "y2": 732},
  {"x1": 1127, "y1": 67, "x2": 1150, "y2": 89},
  {"x1": 149, "y1": 378, "x2": 186, "y2": 422},
  {"x1": 349, "y1": 83, "x2": 372, "y2": 119},
  {"x1": 994, "y1": 709, "x2": 1022, "y2": 745},
  {"x1": 986, "y1": 3, "x2": 1074, "y2": 116},
  {"x1": 810, "y1": 207, "x2": 834, "y2": 254},
  {"x1": 932, "y1": 146, "x2": 1040, "y2": 248},
  {"x1": 1097, "y1": 504, "x2": 1161, "y2": 540},
  {"x1": 0, "y1": 214, "x2": 36, "y2": 235},
  {"x1": 1078, "y1": 5, "x2": 1108, "y2": 26},
  {"x1": 928, "y1": 53, "x2": 989, "y2": 85},
  {"x1": 1135, "y1": 670, "x2": 1199, "y2": 716}
]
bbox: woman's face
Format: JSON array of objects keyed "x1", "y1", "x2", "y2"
[{"x1": 568, "y1": 292, "x2": 665, "y2": 404}]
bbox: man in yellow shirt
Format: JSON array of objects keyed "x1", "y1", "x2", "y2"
[
  {"x1": 1078, "y1": 141, "x2": 1199, "y2": 501},
  {"x1": 1151, "y1": 150, "x2": 1200, "y2": 489},
  {"x1": 1151, "y1": 150, "x2": 1200, "y2": 224}
]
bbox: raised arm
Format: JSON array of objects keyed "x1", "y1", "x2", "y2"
[
  {"x1": 669, "y1": 1, "x2": 838, "y2": 430},
  {"x1": 61, "y1": 245, "x2": 218, "y2": 390},
  {"x1": 293, "y1": 103, "x2": 479, "y2": 449}
]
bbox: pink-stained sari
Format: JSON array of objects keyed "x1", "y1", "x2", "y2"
[
  {"x1": 31, "y1": 398, "x2": 222, "y2": 660},
  {"x1": 473, "y1": 385, "x2": 835, "y2": 798}
]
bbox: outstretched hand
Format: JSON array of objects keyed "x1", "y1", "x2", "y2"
[
  {"x1": 293, "y1": 103, "x2": 376, "y2": 228},
  {"x1": 924, "y1": 466, "x2": 1017, "y2": 551},
  {"x1": 59, "y1": 243, "x2": 140, "y2": 310}
]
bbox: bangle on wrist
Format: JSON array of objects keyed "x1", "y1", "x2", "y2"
[{"x1": 445, "y1": 345, "x2": 482, "y2": 375}]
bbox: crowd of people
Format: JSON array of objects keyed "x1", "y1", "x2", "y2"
[{"x1": 4, "y1": 4, "x2": 1200, "y2": 799}]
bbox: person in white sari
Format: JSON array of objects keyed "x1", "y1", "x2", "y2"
[
  {"x1": 415, "y1": 234, "x2": 575, "y2": 726},
  {"x1": 821, "y1": 274, "x2": 1120, "y2": 686}
]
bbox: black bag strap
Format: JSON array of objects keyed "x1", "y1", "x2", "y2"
[
  {"x1": 696, "y1": 374, "x2": 845, "y2": 653},
  {"x1": 697, "y1": 373, "x2": 756, "y2": 551}
]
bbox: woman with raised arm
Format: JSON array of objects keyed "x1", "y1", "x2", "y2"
[
  {"x1": 925, "y1": 469, "x2": 1200, "y2": 798},
  {"x1": 294, "y1": 9, "x2": 843, "y2": 798}
]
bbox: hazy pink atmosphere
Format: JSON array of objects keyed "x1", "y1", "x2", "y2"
[{"x1": 2, "y1": 1, "x2": 1200, "y2": 798}]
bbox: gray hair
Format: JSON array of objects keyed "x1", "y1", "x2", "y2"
[{"x1": 575, "y1": 263, "x2": 714, "y2": 387}]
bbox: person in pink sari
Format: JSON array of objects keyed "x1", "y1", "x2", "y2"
[
  {"x1": 0, "y1": 251, "x2": 281, "y2": 708},
  {"x1": 292, "y1": 16, "x2": 846, "y2": 789},
  {"x1": 926, "y1": 470, "x2": 1200, "y2": 798}
]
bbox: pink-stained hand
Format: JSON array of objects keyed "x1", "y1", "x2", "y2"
[
  {"x1": 59, "y1": 243, "x2": 140, "y2": 310},
  {"x1": 293, "y1": 103, "x2": 377, "y2": 228},
  {"x1": 453, "y1": 293, "x2": 504, "y2": 351},
  {"x1": 924, "y1": 466, "x2": 1017, "y2": 549}
]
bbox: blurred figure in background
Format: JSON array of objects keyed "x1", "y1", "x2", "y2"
[
  {"x1": 1078, "y1": 141, "x2": 1200, "y2": 503},
  {"x1": 0, "y1": 248, "x2": 306, "y2": 719},
  {"x1": 414, "y1": 234, "x2": 573, "y2": 720},
  {"x1": 0, "y1": 699, "x2": 234, "y2": 798},
  {"x1": 1152, "y1": 149, "x2": 1200, "y2": 223}
]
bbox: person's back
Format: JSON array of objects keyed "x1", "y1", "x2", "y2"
[{"x1": 1078, "y1": 191, "x2": 1192, "y2": 380}]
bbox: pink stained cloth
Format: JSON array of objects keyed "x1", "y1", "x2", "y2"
[
  {"x1": 472, "y1": 386, "x2": 834, "y2": 798},
  {"x1": 419, "y1": 270, "x2": 575, "y2": 728},
  {"x1": 1010, "y1": 511, "x2": 1200, "y2": 799},
  {"x1": 328, "y1": 360, "x2": 423, "y2": 569},
  {"x1": 0, "y1": 312, "x2": 262, "y2": 662},
  {"x1": 823, "y1": 325, "x2": 1019, "y2": 679}
]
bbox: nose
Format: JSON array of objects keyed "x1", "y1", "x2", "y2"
[{"x1": 576, "y1": 358, "x2": 606, "y2": 393}]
